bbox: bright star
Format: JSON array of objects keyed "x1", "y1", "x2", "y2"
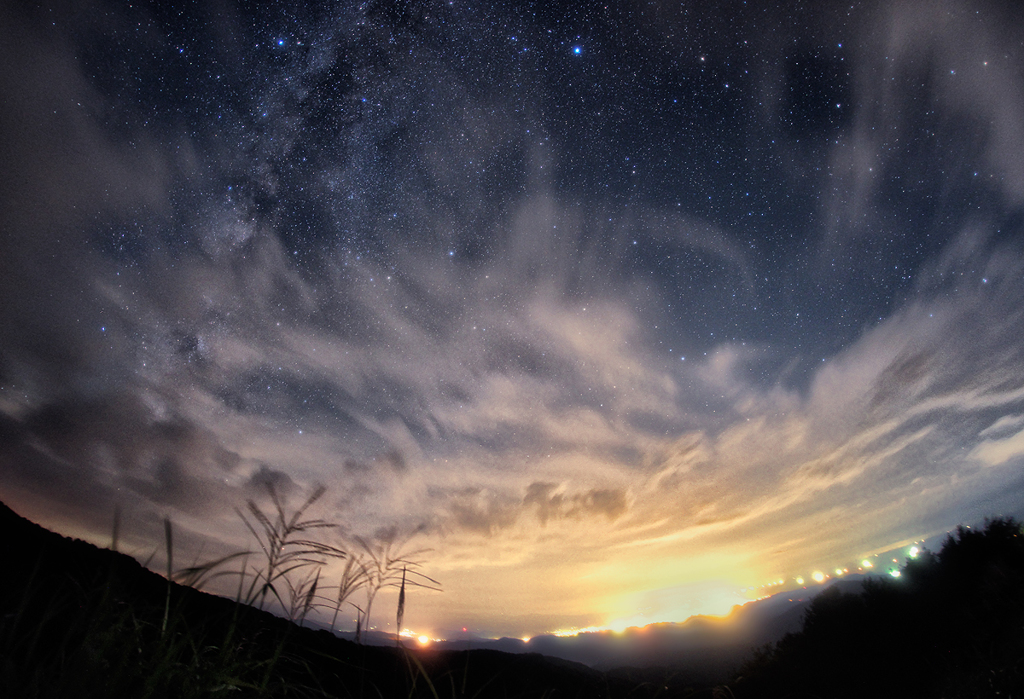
[{"x1": 573, "y1": 46, "x2": 582, "y2": 55}]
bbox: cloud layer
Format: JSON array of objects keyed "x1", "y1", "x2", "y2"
[{"x1": 2, "y1": 0, "x2": 1024, "y2": 637}]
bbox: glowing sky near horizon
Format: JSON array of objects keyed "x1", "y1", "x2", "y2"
[{"x1": 3, "y1": 0, "x2": 1024, "y2": 639}]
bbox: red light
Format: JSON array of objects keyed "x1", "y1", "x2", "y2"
[{"x1": 462, "y1": 627, "x2": 467, "y2": 632}]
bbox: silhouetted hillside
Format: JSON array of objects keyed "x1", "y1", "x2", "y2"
[
  {"x1": 0, "y1": 501, "x2": 716, "y2": 698},
  {"x1": 429, "y1": 578, "x2": 861, "y2": 682},
  {"x1": 735, "y1": 517, "x2": 1024, "y2": 698},
  {"x1": 6, "y1": 499, "x2": 1021, "y2": 698}
]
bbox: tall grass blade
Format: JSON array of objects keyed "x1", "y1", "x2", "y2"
[
  {"x1": 331, "y1": 555, "x2": 367, "y2": 630},
  {"x1": 175, "y1": 550, "x2": 250, "y2": 589},
  {"x1": 164, "y1": 516, "x2": 173, "y2": 580},
  {"x1": 299, "y1": 568, "x2": 319, "y2": 627},
  {"x1": 396, "y1": 566, "x2": 406, "y2": 646},
  {"x1": 235, "y1": 552, "x2": 250, "y2": 603},
  {"x1": 110, "y1": 503, "x2": 121, "y2": 552},
  {"x1": 356, "y1": 534, "x2": 442, "y2": 631},
  {"x1": 162, "y1": 516, "x2": 173, "y2": 636}
]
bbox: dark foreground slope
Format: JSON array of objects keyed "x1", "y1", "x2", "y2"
[
  {"x1": 735, "y1": 518, "x2": 1024, "y2": 699},
  {"x1": 7, "y1": 498, "x2": 1021, "y2": 699},
  {"x1": 0, "y1": 501, "x2": 719, "y2": 698}
]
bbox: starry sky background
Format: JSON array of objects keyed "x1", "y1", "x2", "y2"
[{"x1": 3, "y1": 0, "x2": 1024, "y2": 639}]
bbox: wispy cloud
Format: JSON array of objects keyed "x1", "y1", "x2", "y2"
[{"x1": 3, "y1": 0, "x2": 1024, "y2": 638}]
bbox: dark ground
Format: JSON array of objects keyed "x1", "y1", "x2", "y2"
[
  {"x1": 0, "y1": 500, "x2": 724, "y2": 698},
  {"x1": 4, "y1": 499, "x2": 1022, "y2": 698}
]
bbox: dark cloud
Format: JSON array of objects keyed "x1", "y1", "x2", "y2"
[
  {"x1": 0, "y1": 410, "x2": 112, "y2": 512},
  {"x1": 447, "y1": 487, "x2": 519, "y2": 536},
  {"x1": 580, "y1": 488, "x2": 629, "y2": 521},
  {"x1": 246, "y1": 464, "x2": 298, "y2": 499},
  {"x1": 0, "y1": 391, "x2": 250, "y2": 518},
  {"x1": 523, "y1": 482, "x2": 630, "y2": 525}
]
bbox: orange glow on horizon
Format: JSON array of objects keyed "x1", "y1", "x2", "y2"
[{"x1": 549, "y1": 596, "x2": 750, "y2": 639}]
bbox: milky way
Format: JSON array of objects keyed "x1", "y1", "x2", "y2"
[{"x1": 2, "y1": 0, "x2": 1024, "y2": 637}]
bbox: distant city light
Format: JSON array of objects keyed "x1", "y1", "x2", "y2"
[
  {"x1": 812, "y1": 571, "x2": 825, "y2": 583},
  {"x1": 909, "y1": 546, "x2": 920, "y2": 558},
  {"x1": 418, "y1": 635, "x2": 430, "y2": 645},
  {"x1": 862, "y1": 559, "x2": 873, "y2": 568},
  {"x1": 890, "y1": 570, "x2": 902, "y2": 578}
]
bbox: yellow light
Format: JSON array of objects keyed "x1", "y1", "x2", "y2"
[
  {"x1": 834, "y1": 568, "x2": 844, "y2": 576},
  {"x1": 417, "y1": 635, "x2": 430, "y2": 645},
  {"x1": 796, "y1": 577, "x2": 805, "y2": 585},
  {"x1": 909, "y1": 546, "x2": 920, "y2": 558},
  {"x1": 890, "y1": 570, "x2": 901, "y2": 578},
  {"x1": 861, "y1": 560, "x2": 873, "y2": 568},
  {"x1": 521, "y1": 636, "x2": 531, "y2": 643},
  {"x1": 812, "y1": 571, "x2": 825, "y2": 583}
]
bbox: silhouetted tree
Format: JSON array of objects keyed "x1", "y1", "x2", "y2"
[{"x1": 735, "y1": 517, "x2": 1024, "y2": 699}]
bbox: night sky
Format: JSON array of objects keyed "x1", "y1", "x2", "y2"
[{"x1": 3, "y1": 0, "x2": 1024, "y2": 639}]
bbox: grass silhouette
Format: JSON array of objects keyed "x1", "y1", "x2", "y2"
[
  {"x1": 236, "y1": 483, "x2": 348, "y2": 618},
  {"x1": 0, "y1": 498, "x2": 707, "y2": 697},
  {"x1": 355, "y1": 531, "x2": 442, "y2": 634},
  {"x1": 6, "y1": 495, "x2": 1020, "y2": 698},
  {"x1": 1, "y1": 506, "x2": 307, "y2": 697}
]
